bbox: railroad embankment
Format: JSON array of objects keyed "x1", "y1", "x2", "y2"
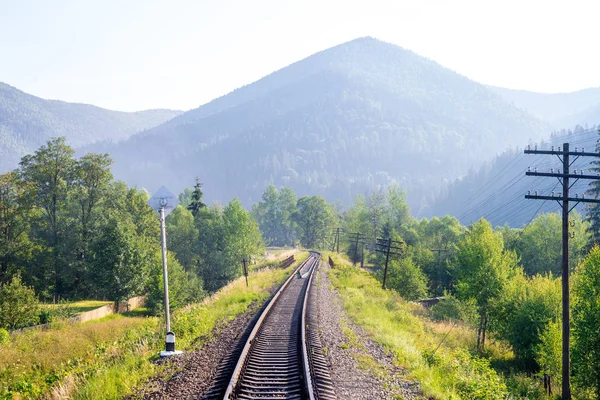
[{"x1": 0, "y1": 252, "x2": 307, "y2": 399}]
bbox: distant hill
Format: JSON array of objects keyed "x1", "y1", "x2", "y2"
[
  {"x1": 429, "y1": 125, "x2": 598, "y2": 227},
  {"x1": 83, "y1": 37, "x2": 549, "y2": 211},
  {"x1": 489, "y1": 86, "x2": 600, "y2": 129},
  {"x1": 0, "y1": 82, "x2": 182, "y2": 171}
]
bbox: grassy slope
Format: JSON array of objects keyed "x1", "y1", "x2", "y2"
[
  {"x1": 324, "y1": 252, "x2": 515, "y2": 400},
  {"x1": 0, "y1": 252, "x2": 309, "y2": 399}
]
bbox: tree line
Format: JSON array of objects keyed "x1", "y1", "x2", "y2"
[
  {"x1": 0, "y1": 138, "x2": 264, "y2": 329},
  {"x1": 251, "y1": 178, "x2": 600, "y2": 396}
]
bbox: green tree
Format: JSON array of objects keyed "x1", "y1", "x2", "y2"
[
  {"x1": 516, "y1": 212, "x2": 589, "y2": 276},
  {"x1": 146, "y1": 250, "x2": 204, "y2": 314},
  {"x1": 0, "y1": 172, "x2": 35, "y2": 285},
  {"x1": 252, "y1": 185, "x2": 281, "y2": 245},
  {"x1": 278, "y1": 187, "x2": 298, "y2": 245},
  {"x1": 572, "y1": 245, "x2": 600, "y2": 397},
  {"x1": 365, "y1": 189, "x2": 386, "y2": 242},
  {"x1": 19, "y1": 137, "x2": 75, "y2": 299},
  {"x1": 187, "y1": 177, "x2": 206, "y2": 217},
  {"x1": 166, "y1": 206, "x2": 199, "y2": 271},
  {"x1": 454, "y1": 219, "x2": 517, "y2": 351},
  {"x1": 386, "y1": 184, "x2": 411, "y2": 231},
  {"x1": 493, "y1": 273, "x2": 561, "y2": 368},
  {"x1": 535, "y1": 321, "x2": 561, "y2": 394},
  {"x1": 294, "y1": 196, "x2": 334, "y2": 249},
  {"x1": 586, "y1": 129, "x2": 600, "y2": 243},
  {"x1": 0, "y1": 274, "x2": 40, "y2": 330},
  {"x1": 221, "y1": 198, "x2": 264, "y2": 268},
  {"x1": 197, "y1": 200, "x2": 264, "y2": 292},
  {"x1": 382, "y1": 256, "x2": 428, "y2": 300},
  {"x1": 90, "y1": 218, "x2": 149, "y2": 309},
  {"x1": 196, "y1": 205, "x2": 226, "y2": 291},
  {"x1": 70, "y1": 152, "x2": 113, "y2": 293}
]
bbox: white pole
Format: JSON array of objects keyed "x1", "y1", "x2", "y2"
[{"x1": 160, "y1": 205, "x2": 171, "y2": 333}]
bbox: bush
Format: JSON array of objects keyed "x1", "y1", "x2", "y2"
[
  {"x1": 38, "y1": 301, "x2": 77, "y2": 324},
  {"x1": 451, "y1": 349, "x2": 508, "y2": 400},
  {"x1": 0, "y1": 275, "x2": 40, "y2": 330}
]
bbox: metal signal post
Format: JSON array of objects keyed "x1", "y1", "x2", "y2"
[
  {"x1": 148, "y1": 186, "x2": 182, "y2": 357},
  {"x1": 525, "y1": 142, "x2": 600, "y2": 399}
]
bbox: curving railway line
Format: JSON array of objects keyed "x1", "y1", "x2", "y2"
[{"x1": 218, "y1": 252, "x2": 335, "y2": 400}]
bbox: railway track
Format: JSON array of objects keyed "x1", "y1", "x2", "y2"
[{"x1": 218, "y1": 252, "x2": 335, "y2": 400}]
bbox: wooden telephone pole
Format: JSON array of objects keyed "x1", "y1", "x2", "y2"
[
  {"x1": 347, "y1": 232, "x2": 366, "y2": 265},
  {"x1": 525, "y1": 142, "x2": 600, "y2": 399},
  {"x1": 375, "y1": 237, "x2": 405, "y2": 290}
]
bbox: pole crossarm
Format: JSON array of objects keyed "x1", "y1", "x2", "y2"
[
  {"x1": 525, "y1": 149, "x2": 600, "y2": 157},
  {"x1": 526, "y1": 171, "x2": 600, "y2": 180},
  {"x1": 525, "y1": 195, "x2": 600, "y2": 203}
]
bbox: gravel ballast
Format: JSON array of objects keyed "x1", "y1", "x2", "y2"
[
  {"x1": 132, "y1": 259, "x2": 422, "y2": 399},
  {"x1": 131, "y1": 304, "x2": 260, "y2": 400},
  {"x1": 314, "y1": 262, "x2": 423, "y2": 400}
]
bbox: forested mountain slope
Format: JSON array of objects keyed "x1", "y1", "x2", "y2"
[
  {"x1": 0, "y1": 82, "x2": 182, "y2": 171},
  {"x1": 429, "y1": 125, "x2": 598, "y2": 226},
  {"x1": 490, "y1": 86, "x2": 600, "y2": 129},
  {"x1": 84, "y1": 37, "x2": 548, "y2": 211}
]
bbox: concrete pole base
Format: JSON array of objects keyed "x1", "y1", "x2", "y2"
[{"x1": 159, "y1": 350, "x2": 184, "y2": 358}]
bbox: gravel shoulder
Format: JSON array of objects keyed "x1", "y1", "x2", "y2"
[{"x1": 315, "y1": 262, "x2": 424, "y2": 400}]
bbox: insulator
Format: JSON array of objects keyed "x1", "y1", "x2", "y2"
[
  {"x1": 527, "y1": 190, "x2": 531, "y2": 195},
  {"x1": 535, "y1": 191, "x2": 538, "y2": 196},
  {"x1": 575, "y1": 147, "x2": 578, "y2": 152},
  {"x1": 558, "y1": 169, "x2": 561, "y2": 174},
  {"x1": 535, "y1": 145, "x2": 538, "y2": 150},
  {"x1": 528, "y1": 144, "x2": 531, "y2": 150},
  {"x1": 583, "y1": 194, "x2": 586, "y2": 199},
  {"x1": 552, "y1": 191, "x2": 555, "y2": 196},
  {"x1": 576, "y1": 193, "x2": 579, "y2": 198},
  {"x1": 534, "y1": 167, "x2": 538, "y2": 172},
  {"x1": 552, "y1": 146, "x2": 555, "y2": 151},
  {"x1": 583, "y1": 147, "x2": 585, "y2": 152},
  {"x1": 559, "y1": 146, "x2": 562, "y2": 151},
  {"x1": 581, "y1": 170, "x2": 584, "y2": 175},
  {"x1": 574, "y1": 169, "x2": 578, "y2": 174},
  {"x1": 558, "y1": 192, "x2": 562, "y2": 197},
  {"x1": 528, "y1": 166, "x2": 531, "y2": 172},
  {"x1": 551, "y1": 168, "x2": 554, "y2": 173}
]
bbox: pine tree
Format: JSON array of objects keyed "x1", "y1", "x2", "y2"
[
  {"x1": 585, "y1": 128, "x2": 600, "y2": 243},
  {"x1": 187, "y1": 177, "x2": 206, "y2": 217}
]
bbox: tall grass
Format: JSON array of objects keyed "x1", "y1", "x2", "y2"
[
  {"x1": 0, "y1": 252, "x2": 307, "y2": 399},
  {"x1": 324, "y1": 251, "x2": 511, "y2": 399}
]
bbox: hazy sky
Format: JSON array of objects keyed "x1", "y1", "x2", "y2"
[{"x1": 1, "y1": 0, "x2": 598, "y2": 112}]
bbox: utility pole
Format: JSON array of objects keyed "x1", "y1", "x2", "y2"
[
  {"x1": 331, "y1": 228, "x2": 342, "y2": 253},
  {"x1": 375, "y1": 237, "x2": 404, "y2": 290},
  {"x1": 347, "y1": 232, "x2": 365, "y2": 265},
  {"x1": 525, "y1": 142, "x2": 600, "y2": 399},
  {"x1": 242, "y1": 258, "x2": 249, "y2": 287},
  {"x1": 360, "y1": 241, "x2": 365, "y2": 268}
]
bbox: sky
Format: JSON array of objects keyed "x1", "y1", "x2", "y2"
[{"x1": 1, "y1": 0, "x2": 599, "y2": 112}]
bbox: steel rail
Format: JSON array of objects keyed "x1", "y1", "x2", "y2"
[{"x1": 222, "y1": 253, "x2": 318, "y2": 399}]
